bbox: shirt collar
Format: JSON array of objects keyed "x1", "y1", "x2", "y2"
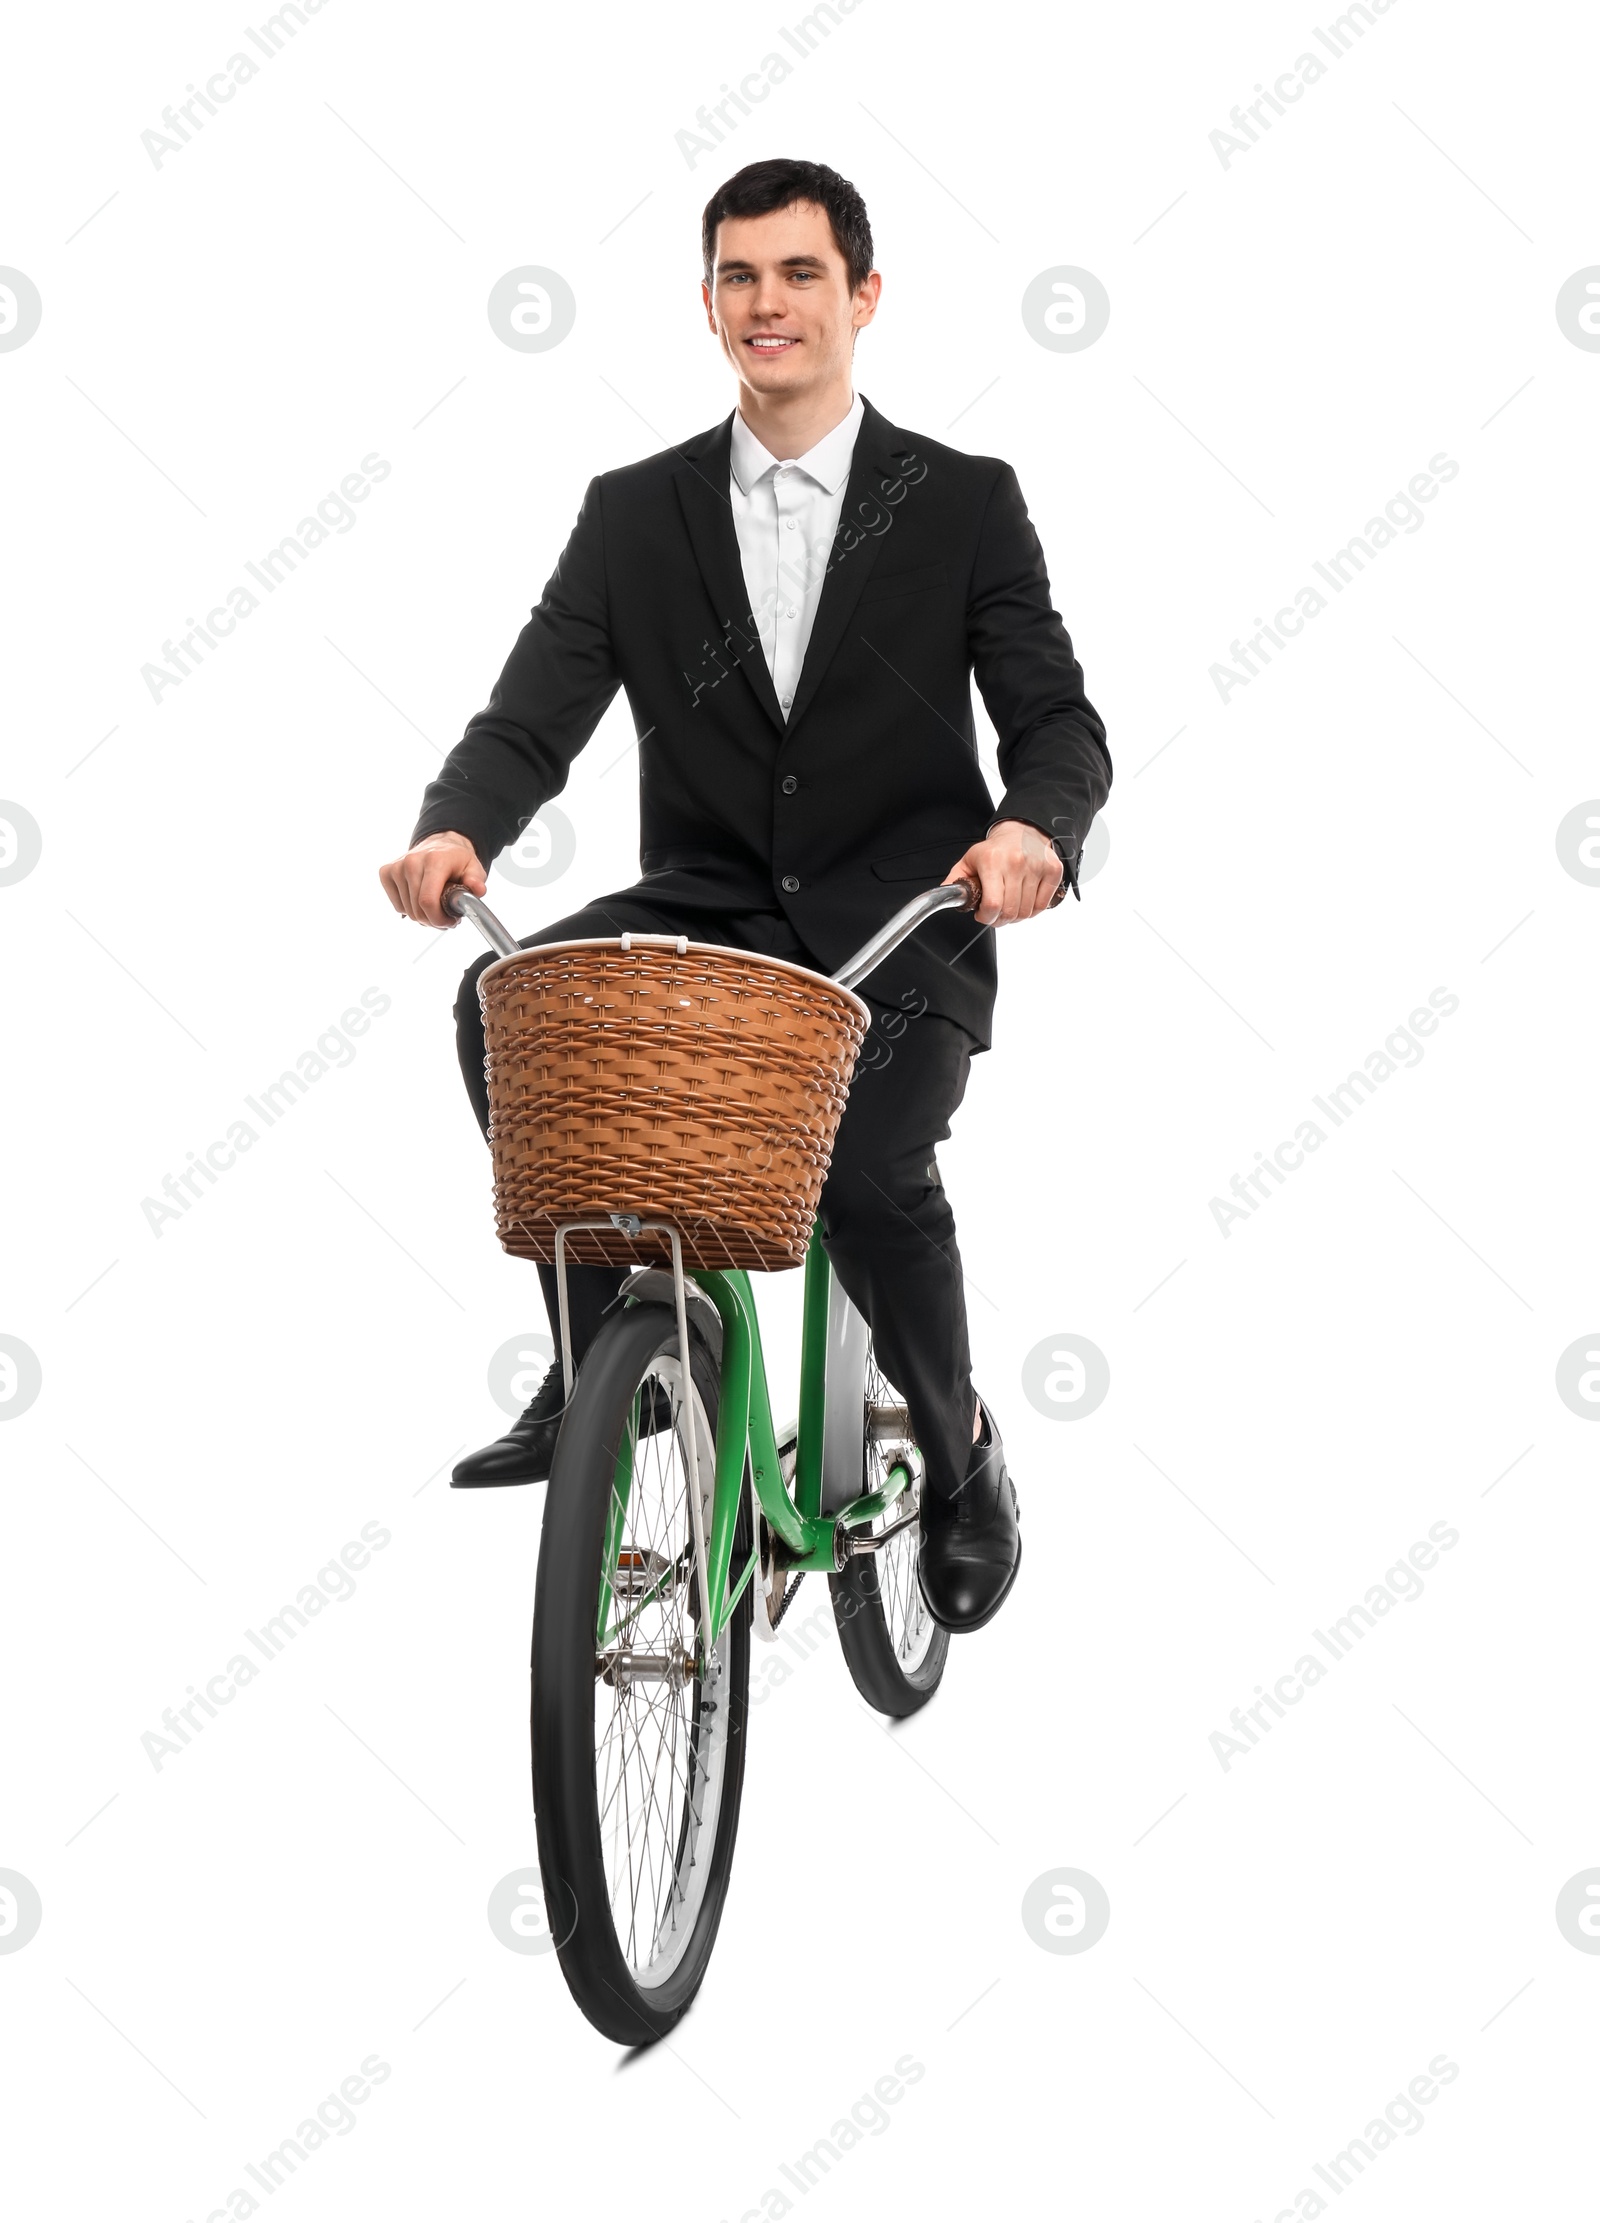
[{"x1": 730, "y1": 391, "x2": 863, "y2": 496}]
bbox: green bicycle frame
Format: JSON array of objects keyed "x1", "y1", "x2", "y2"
[{"x1": 597, "y1": 1233, "x2": 915, "y2": 1656}]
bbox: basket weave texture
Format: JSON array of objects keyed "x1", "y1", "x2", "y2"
[{"x1": 478, "y1": 937, "x2": 869, "y2": 1270}]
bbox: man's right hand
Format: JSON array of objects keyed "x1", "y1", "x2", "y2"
[{"x1": 377, "y1": 831, "x2": 487, "y2": 929}]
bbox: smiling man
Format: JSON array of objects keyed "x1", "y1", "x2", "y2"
[{"x1": 378, "y1": 158, "x2": 1110, "y2": 1634}]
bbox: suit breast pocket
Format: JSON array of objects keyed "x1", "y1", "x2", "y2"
[
  {"x1": 870, "y1": 841, "x2": 969, "y2": 882},
  {"x1": 855, "y1": 561, "x2": 950, "y2": 606}
]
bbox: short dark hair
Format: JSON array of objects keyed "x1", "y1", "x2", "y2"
[{"x1": 701, "y1": 159, "x2": 874, "y2": 296}]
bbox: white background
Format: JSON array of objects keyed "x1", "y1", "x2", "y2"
[{"x1": 3, "y1": 0, "x2": 1598, "y2": 2215}]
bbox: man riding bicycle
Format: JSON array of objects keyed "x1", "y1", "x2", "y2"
[{"x1": 378, "y1": 157, "x2": 1110, "y2": 1636}]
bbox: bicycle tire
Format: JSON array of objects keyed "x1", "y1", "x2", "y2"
[{"x1": 531, "y1": 1300, "x2": 750, "y2": 2045}]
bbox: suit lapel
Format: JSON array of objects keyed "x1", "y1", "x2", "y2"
[
  {"x1": 672, "y1": 419, "x2": 786, "y2": 737},
  {"x1": 780, "y1": 398, "x2": 906, "y2": 742}
]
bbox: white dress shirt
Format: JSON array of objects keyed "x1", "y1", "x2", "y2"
[{"x1": 729, "y1": 392, "x2": 863, "y2": 719}]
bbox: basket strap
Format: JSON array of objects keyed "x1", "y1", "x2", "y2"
[{"x1": 618, "y1": 932, "x2": 690, "y2": 954}]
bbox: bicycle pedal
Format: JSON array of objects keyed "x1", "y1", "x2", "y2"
[{"x1": 613, "y1": 1547, "x2": 673, "y2": 1599}]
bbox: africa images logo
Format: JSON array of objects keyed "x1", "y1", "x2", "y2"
[{"x1": 1209, "y1": 989, "x2": 1459, "y2": 1237}]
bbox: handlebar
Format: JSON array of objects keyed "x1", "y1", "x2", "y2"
[
  {"x1": 828, "y1": 879, "x2": 978, "y2": 990},
  {"x1": 445, "y1": 887, "x2": 521, "y2": 958},
  {"x1": 442, "y1": 875, "x2": 980, "y2": 992}
]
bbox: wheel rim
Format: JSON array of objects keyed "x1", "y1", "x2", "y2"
[
  {"x1": 592, "y1": 1353, "x2": 731, "y2": 1991},
  {"x1": 864, "y1": 1353, "x2": 939, "y2": 1675}
]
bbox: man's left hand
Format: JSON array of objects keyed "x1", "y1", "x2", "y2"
[{"x1": 945, "y1": 819, "x2": 1063, "y2": 925}]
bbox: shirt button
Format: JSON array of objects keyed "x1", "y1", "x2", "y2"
[
  {"x1": 783, "y1": 517, "x2": 796, "y2": 530},
  {"x1": 781, "y1": 775, "x2": 798, "y2": 794},
  {"x1": 785, "y1": 606, "x2": 798, "y2": 618},
  {"x1": 781, "y1": 874, "x2": 800, "y2": 893}
]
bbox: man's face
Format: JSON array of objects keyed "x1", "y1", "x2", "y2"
[{"x1": 703, "y1": 199, "x2": 879, "y2": 405}]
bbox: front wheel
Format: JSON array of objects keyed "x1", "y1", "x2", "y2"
[
  {"x1": 531, "y1": 1300, "x2": 750, "y2": 2045},
  {"x1": 828, "y1": 1346, "x2": 950, "y2": 1716}
]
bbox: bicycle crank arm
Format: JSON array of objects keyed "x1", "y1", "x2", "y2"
[
  {"x1": 841, "y1": 1503, "x2": 921, "y2": 1557},
  {"x1": 828, "y1": 1455, "x2": 920, "y2": 1564}
]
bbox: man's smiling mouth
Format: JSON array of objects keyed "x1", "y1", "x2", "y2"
[{"x1": 745, "y1": 334, "x2": 798, "y2": 352}]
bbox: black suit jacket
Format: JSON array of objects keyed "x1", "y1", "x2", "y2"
[{"x1": 411, "y1": 395, "x2": 1110, "y2": 1046}]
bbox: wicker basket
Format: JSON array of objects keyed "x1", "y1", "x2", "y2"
[{"x1": 476, "y1": 935, "x2": 871, "y2": 1270}]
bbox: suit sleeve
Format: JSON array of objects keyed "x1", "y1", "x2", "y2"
[
  {"x1": 409, "y1": 476, "x2": 621, "y2": 868},
  {"x1": 967, "y1": 463, "x2": 1111, "y2": 897}
]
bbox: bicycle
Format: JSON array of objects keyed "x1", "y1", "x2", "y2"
[{"x1": 447, "y1": 877, "x2": 977, "y2": 2045}]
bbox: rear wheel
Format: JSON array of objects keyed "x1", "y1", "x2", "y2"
[
  {"x1": 531, "y1": 1301, "x2": 750, "y2": 2045},
  {"x1": 828, "y1": 1347, "x2": 949, "y2": 1716}
]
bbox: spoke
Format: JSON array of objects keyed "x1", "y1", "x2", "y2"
[
  {"x1": 654, "y1": 1686, "x2": 686, "y2": 1950},
  {"x1": 596, "y1": 1685, "x2": 694, "y2": 1838},
  {"x1": 589, "y1": 1351, "x2": 731, "y2": 1981},
  {"x1": 859, "y1": 1352, "x2": 934, "y2": 1673}
]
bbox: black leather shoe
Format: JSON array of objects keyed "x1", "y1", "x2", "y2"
[
  {"x1": 916, "y1": 1404, "x2": 1021, "y2": 1633},
  {"x1": 452, "y1": 1360, "x2": 568, "y2": 1488},
  {"x1": 451, "y1": 1362, "x2": 676, "y2": 1489}
]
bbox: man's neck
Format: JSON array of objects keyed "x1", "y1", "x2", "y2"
[{"x1": 734, "y1": 379, "x2": 856, "y2": 462}]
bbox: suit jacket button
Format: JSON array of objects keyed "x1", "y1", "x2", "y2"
[
  {"x1": 781, "y1": 874, "x2": 800, "y2": 893},
  {"x1": 781, "y1": 775, "x2": 798, "y2": 795}
]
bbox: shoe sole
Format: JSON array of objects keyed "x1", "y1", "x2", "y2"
[{"x1": 449, "y1": 1468, "x2": 546, "y2": 1490}]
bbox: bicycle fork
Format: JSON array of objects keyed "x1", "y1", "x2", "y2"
[{"x1": 553, "y1": 1215, "x2": 715, "y2": 1675}]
